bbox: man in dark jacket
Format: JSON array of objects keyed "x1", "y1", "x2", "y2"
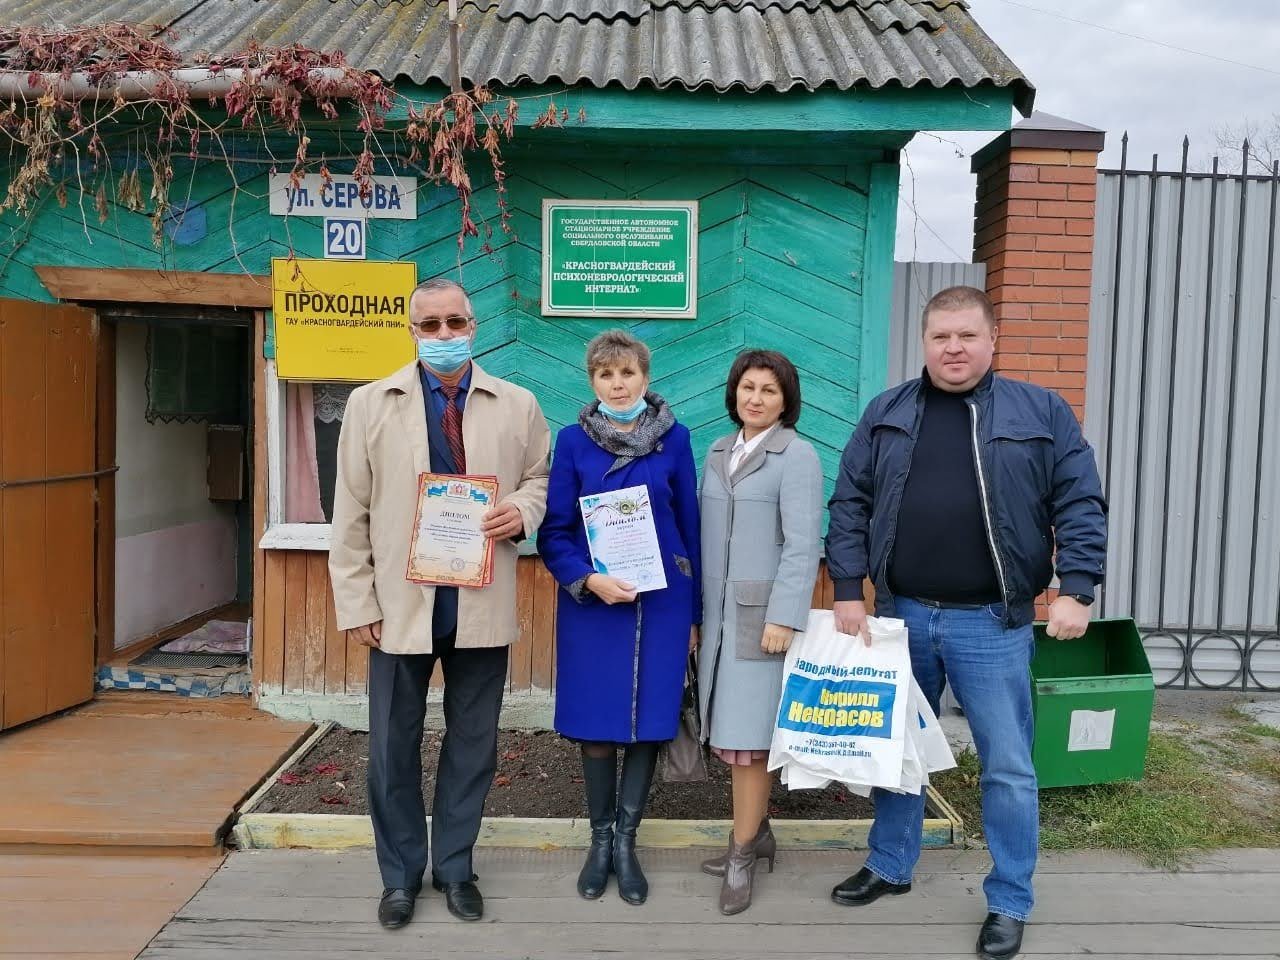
[{"x1": 825, "y1": 285, "x2": 1106, "y2": 960}]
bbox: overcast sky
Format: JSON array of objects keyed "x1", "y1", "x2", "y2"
[{"x1": 895, "y1": 0, "x2": 1280, "y2": 261}]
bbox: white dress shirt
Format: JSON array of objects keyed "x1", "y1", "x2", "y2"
[{"x1": 729, "y1": 422, "x2": 778, "y2": 477}]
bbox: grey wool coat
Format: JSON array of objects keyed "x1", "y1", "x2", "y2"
[{"x1": 696, "y1": 426, "x2": 824, "y2": 750}]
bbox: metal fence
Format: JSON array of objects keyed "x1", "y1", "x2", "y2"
[
  {"x1": 888, "y1": 260, "x2": 986, "y2": 385},
  {"x1": 1087, "y1": 138, "x2": 1280, "y2": 690}
]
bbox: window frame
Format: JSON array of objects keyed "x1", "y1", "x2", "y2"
[
  {"x1": 257, "y1": 359, "x2": 541, "y2": 557},
  {"x1": 258, "y1": 359, "x2": 335, "y2": 550}
]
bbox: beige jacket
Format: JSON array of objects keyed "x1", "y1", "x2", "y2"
[{"x1": 328, "y1": 360, "x2": 551, "y2": 654}]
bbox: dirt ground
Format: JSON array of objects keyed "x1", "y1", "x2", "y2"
[
  {"x1": 256, "y1": 727, "x2": 877, "y2": 819},
  {"x1": 1149, "y1": 690, "x2": 1280, "y2": 823}
]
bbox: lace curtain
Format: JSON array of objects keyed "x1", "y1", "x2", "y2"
[{"x1": 284, "y1": 383, "x2": 354, "y2": 523}]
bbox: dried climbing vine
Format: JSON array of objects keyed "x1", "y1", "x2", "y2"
[{"x1": 0, "y1": 23, "x2": 548, "y2": 257}]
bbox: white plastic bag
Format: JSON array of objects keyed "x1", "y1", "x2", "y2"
[
  {"x1": 910, "y1": 677, "x2": 956, "y2": 776},
  {"x1": 769, "y1": 610, "x2": 957, "y2": 795},
  {"x1": 884, "y1": 678, "x2": 958, "y2": 794},
  {"x1": 768, "y1": 611, "x2": 912, "y2": 790}
]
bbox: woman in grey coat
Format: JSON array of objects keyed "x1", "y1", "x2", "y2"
[{"x1": 696, "y1": 349, "x2": 823, "y2": 915}]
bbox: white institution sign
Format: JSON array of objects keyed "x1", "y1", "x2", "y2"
[{"x1": 268, "y1": 174, "x2": 417, "y2": 220}]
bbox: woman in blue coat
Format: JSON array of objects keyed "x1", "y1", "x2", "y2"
[{"x1": 539, "y1": 328, "x2": 701, "y2": 906}]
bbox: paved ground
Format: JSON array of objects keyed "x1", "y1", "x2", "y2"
[{"x1": 140, "y1": 846, "x2": 1280, "y2": 959}]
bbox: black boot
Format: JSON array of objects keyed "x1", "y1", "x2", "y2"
[
  {"x1": 613, "y1": 741, "x2": 659, "y2": 905},
  {"x1": 576, "y1": 747, "x2": 618, "y2": 900}
]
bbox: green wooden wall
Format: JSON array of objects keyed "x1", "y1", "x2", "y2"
[
  {"x1": 491, "y1": 156, "x2": 898, "y2": 500},
  {"x1": 0, "y1": 146, "x2": 899, "y2": 498}
]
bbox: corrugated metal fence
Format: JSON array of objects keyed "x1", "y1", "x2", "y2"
[
  {"x1": 1087, "y1": 144, "x2": 1280, "y2": 690},
  {"x1": 889, "y1": 261, "x2": 986, "y2": 385}
]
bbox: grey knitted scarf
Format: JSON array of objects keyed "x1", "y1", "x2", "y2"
[{"x1": 578, "y1": 391, "x2": 676, "y2": 475}]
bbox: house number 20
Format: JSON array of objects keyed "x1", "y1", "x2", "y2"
[{"x1": 324, "y1": 217, "x2": 367, "y2": 260}]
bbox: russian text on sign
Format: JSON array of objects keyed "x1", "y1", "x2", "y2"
[{"x1": 268, "y1": 174, "x2": 418, "y2": 220}]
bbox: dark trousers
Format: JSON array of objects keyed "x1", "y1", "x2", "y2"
[{"x1": 367, "y1": 634, "x2": 508, "y2": 890}]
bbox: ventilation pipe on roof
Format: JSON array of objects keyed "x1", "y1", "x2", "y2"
[
  {"x1": 0, "y1": 67, "x2": 357, "y2": 102},
  {"x1": 448, "y1": 0, "x2": 462, "y2": 94}
]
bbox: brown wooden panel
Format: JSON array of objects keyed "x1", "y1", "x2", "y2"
[
  {"x1": 41, "y1": 305, "x2": 96, "y2": 714},
  {"x1": 282, "y1": 553, "x2": 308, "y2": 693},
  {"x1": 95, "y1": 317, "x2": 116, "y2": 664},
  {"x1": 530, "y1": 559, "x2": 557, "y2": 690},
  {"x1": 260, "y1": 552, "x2": 287, "y2": 693},
  {"x1": 510, "y1": 556, "x2": 535, "y2": 692},
  {"x1": 34, "y1": 265, "x2": 272, "y2": 308},
  {"x1": 2, "y1": 301, "x2": 50, "y2": 728},
  {"x1": 302, "y1": 553, "x2": 328, "y2": 695},
  {"x1": 323, "y1": 569, "x2": 347, "y2": 696},
  {"x1": 251, "y1": 313, "x2": 267, "y2": 695}
]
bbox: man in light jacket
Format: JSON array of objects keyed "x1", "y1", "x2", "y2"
[
  {"x1": 825, "y1": 285, "x2": 1106, "y2": 960},
  {"x1": 329, "y1": 277, "x2": 550, "y2": 928}
]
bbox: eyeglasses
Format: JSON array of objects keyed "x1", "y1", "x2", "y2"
[{"x1": 411, "y1": 315, "x2": 473, "y2": 335}]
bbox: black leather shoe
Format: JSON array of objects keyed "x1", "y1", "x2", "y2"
[
  {"x1": 977, "y1": 912, "x2": 1024, "y2": 959},
  {"x1": 830, "y1": 867, "x2": 912, "y2": 906},
  {"x1": 377, "y1": 887, "x2": 417, "y2": 929},
  {"x1": 432, "y1": 875, "x2": 484, "y2": 921}
]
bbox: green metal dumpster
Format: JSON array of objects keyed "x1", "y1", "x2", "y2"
[{"x1": 1029, "y1": 618, "x2": 1155, "y2": 789}]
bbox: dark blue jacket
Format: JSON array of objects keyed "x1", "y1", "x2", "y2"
[{"x1": 825, "y1": 371, "x2": 1107, "y2": 628}]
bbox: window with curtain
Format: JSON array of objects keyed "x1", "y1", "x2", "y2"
[
  {"x1": 284, "y1": 382, "x2": 356, "y2": 522},
  {"x1": 146, "y1": 322, "x2": 245, "y2": 424}
]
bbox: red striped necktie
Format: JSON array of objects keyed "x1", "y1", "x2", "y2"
[{"x1": 439, "y1": 382, "x2": 467, "y2": 474}]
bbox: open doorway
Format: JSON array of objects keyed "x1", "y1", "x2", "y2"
[{"x1": 98, "y1": 307, "x2": 255, "y2": 697}]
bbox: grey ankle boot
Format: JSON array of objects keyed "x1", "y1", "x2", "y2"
[{"x1": 701, "y1": 818, "x2": 775, "y2": 877}]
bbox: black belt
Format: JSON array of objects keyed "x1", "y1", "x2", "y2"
[{"x1": 914, "y1": 597, "x2": 993, "y2": 610}]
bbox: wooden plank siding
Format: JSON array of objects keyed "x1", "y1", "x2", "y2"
[
  {"x1": 2, "y1": 141, "x2": 892, "y2": 705},
  {"x1": 255, "y1": 554, "x2": 840, "y2": 697},
  {"x1": 246, "y1": 157, "x2": 875, "y2": 700},
  {"x1": 8, "y1": 154, "x2": 885, "y2": 505}
]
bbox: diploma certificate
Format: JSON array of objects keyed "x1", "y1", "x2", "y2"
[
  {"x1": 406, "y1": 474, "x2": 498, "y2": 588},
  {"x1": 578, "y1": 484, "x2": 668, "y2": 593}
]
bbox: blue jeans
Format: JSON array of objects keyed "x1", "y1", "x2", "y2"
[{"x1": 864, "y1": 596, "x2": 1038, "y2": 921}]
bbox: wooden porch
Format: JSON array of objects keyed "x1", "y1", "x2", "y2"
[
  {"x1": 0, "y1": 692, "x2": 310, "y2": 847},
  {"x1": 141, "y1": 846, "x2": 1280, "y2": 958}
]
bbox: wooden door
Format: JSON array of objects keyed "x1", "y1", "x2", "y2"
[{"x1": 0, "y1": 299, "x2": 98, "y2": 730}]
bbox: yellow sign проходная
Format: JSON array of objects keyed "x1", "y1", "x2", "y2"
[{"x1": 271, "y1": 258, "x2": 417, "y2": 381}]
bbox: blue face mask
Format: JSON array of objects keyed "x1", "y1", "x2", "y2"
[
  {"x1": 601, "y1": 394, "x2": 648, "y2": 423},
  {"x1": 417, "y1": 335, "x2": 472, "y2": 374}
]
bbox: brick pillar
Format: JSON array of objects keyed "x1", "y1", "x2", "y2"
[
  {"x1": 971, "y1": 113, "x2": 1105, "y2": 422},
  {"x1": 971, "y1": 113, "x2": 1105, "y2": 618}
]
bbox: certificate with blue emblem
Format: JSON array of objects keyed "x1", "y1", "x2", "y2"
[
  {"x1": 579, "y1": 484, "x2": 668, "y2": 593},
  {"x1": 406, "y1": 473, "x2": 499, "y2": 587}
]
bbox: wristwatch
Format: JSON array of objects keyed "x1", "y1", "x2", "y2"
[{"x1": 1064, "y1": 593, "x2": 1094, "y2": 606}]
